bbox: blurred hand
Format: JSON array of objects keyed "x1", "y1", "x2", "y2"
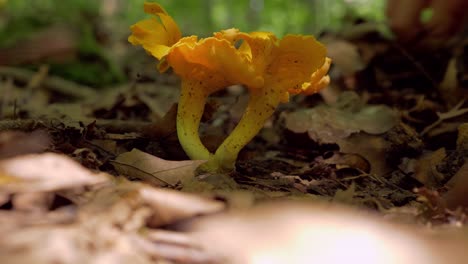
[
  {"x1": 0, "y1": 25, "x2": 78, "y2": 66},
  {"x1": 386, "y1": 0, "x2": 468, "y2": 42}
]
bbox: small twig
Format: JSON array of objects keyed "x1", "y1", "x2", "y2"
[
  {"x1": 0, "y1": 119, "x2": 44, "y2": 131},
  {"x1": 391, "y1": 42, "x2": 439, "y2": 90},
  {"x1": 0, "y1": 66, "x2": 96, "y2": 100},
  {"x1": 421, "y1": 100, "x2": 468, "y2": 136},
  {"x1": 0, "y1": 118, "x2": 153, "y2": 134}
]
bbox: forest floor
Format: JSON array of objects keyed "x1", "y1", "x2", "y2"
[{"x1": 0, "y1": 19, "x2": 468, "y2": 263}]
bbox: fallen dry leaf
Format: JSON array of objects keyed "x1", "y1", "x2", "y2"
[
  {"x1": 317, "y1": 151, "x2": 371, "y2": 173},
  {"x1": 91, "y1": 83, "x2": 179, "y2": 121},
  {"x1": 0, "y1": 130, "x2": 50, "y2": 159},
  {"x1": 336, "y1": 133, "x2": 391, "y2": 175},
  {"x1": 413, "y1": 148, "x2": 446, "y2": 186},
  {"x1": 443, "y1": 162, "x2": 468, "y2": 209},
  {"x1": 284, "y1": 93, "x2": 397, "y2": 144},
  {"x1": 112, "y1": 148, "x2": 206, "y2": 186},
  {"x1": 456, "y1": 123, "x2": 468, "y2": 149}
]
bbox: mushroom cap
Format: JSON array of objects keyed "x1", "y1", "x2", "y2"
[
  {"x1": 128, "y1": 2, "x2": 181, "y2": 60},
  {"x1": 129, "y1": 3, "x2": 330, "y2": 99}
]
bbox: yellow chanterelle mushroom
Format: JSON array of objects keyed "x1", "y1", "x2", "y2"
[{"x1": 129, "y1": 2, "x2": 331, "y2": 172}]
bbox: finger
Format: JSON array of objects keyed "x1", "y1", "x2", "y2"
[
  {"x1": 386, "y1": 0, "x2": 430, "y2": 41},
  {"x1": 426, "y1": 0, "x2": 468, "y2": 38}
]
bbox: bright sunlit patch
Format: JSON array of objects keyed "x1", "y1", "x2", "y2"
[{"x1": 250, "y1": 216, "x2": 436, "y2": 264}]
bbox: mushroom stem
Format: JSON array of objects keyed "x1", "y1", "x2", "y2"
[
  {"x1": 176, "y1": 80, "x2": 212, "y2": 160},
  {"x1": 201, "y1": 84, "x2": 282, "y2": 172}
]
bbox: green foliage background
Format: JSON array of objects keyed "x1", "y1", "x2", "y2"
[
  {"x1": 1, "y1": 0, "x2": 386, "y2": 38},
  {"x1": 0, "y1": 0, "x2": 385, "y2": 86},
  {"x1": 126, "y1": 0, "x2": 386, "y2": 36}
]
